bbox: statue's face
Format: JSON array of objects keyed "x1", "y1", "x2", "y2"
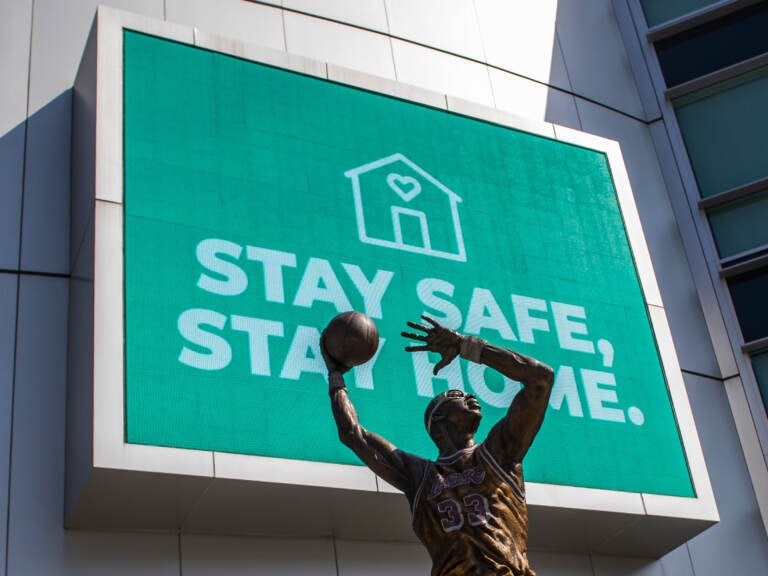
[{"x1": 432, "y1": 390, "x2": 482, "y2": 434}]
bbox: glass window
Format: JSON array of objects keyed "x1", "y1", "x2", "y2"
[
  {"x1": 752, "y1": 352, "x2": 768, "y2": 413},
  {"x1": 728, "y1": 268, "x2": 768, "y2": 343},
  {"x1": 708, "y1": 189, "x2": 768, "y2": 258},
  {"x1": 641, "y1": 0, "x2": 724, "y2": 28},
  {"x1": 675, "y1": 67, "x2": 768, "y2": 197},
  {"x1": 656, "y1": 3, "x2": 768, "y2": 86}
]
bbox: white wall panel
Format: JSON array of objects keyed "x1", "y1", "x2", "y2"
[
  {"x1": 335, "y1": 539, "x2": 431, "y2": 576},
  {"x1": 0, "y1": 274, "x2": 18, "y2": 576},
  {"x1": 284, "y1": 0, "x2": 389, "y2": 32},
  {"x1": 488, "y1": 68, "x2": 552, "y2": 121},
  {"x1": 574, "y1": 99, "x2": 720, "y2": 378},
  {"x1": 526, "y1": 551, "x2": 593, "y2": 576},
  {"x1": 555, "y1": 0, "x2": 645, "y2": 119},
  {"x1": 166, "y1": 0, "x2": 284, "y2": 51},
  {"x1": 591, "y1": 554, "x2": 664, "y2": 576},
  {"x1": 475, "y1": 0, "x2": 559, "y2": 84},
  {"x1": 392, "y1": 39, "x2": 493, "y2": 107},
  {"x1": 28, "y1": 0, "x2": 164, "y2": 115},
  {"x1": 182, "y1": 534, "x2": 337, "y2": 576},
  {"x1": 385, "y1": 0, "x2": 485, "y2": 61},
  {"x1": 284, "y1": 11, "x2": 396, "y2": 80}
]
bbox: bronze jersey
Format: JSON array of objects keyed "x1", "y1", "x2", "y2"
[{"x1": 410, "y1": 444, "x2": 535, "y2": 576}]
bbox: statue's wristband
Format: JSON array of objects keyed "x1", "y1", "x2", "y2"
[
  {"x1": 329, "y1": 371, "x2": 347, "y2": 395},
  {"x1": 459, "y1": 335, "x2": 486, "y2": 363}
]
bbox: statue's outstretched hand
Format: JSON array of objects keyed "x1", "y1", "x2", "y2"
[{"x1": 401, "y1": 315, "x2": 461, "y2": 375}]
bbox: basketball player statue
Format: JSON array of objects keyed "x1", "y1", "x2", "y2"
[{"x1": 322, "y1": 315, "x2": 554, "y2": 576}]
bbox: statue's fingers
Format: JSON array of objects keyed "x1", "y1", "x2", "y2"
[
  {"x1": 433, "y1": 357, "x2": 452, "y2": 376},
  {"x1": 406, "y1": 320, "x2": 430, "y2": 333},
  {"x1": 401, "y1": 331, "x2": 428, "y2": 341},
  {"x1": 405, "y1": 345, "x2": 429, "y2": 352},
  {"x1": 421, "y1": 315, "x2": 439, "y2": 327},
  {"x1": 433, "y1": 350, "x2": 458, "y2": 375}
]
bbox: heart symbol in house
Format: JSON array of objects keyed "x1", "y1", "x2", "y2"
[{"x1": 387, "y1": 173, "x2": 422, "y2": 202}]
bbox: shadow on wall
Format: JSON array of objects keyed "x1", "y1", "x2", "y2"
[
  {"x1": 0, "y1": 90, "x2": 73, "y2": 276},
  {"x1": 544, "y1": 0, "x2": 580, "y2": 130}
]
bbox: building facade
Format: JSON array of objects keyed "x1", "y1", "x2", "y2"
[{"x1": 1, "y1": 1, "x2": 766, "y2": 575}]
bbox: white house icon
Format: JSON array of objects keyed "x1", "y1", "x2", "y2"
[{"x1": 344, "y1": 153, "x2": 467, "y2": 262}]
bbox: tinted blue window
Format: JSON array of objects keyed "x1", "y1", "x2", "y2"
[
  {"x1": 675, "y1": 67, "x2": 768, "y2": 197},
  {"x1": 641, "y1": 0, "x2": 723, "y2": 28},
  {"x1": 728, "y1": 268, "x2": 768, "y2": 343},
  {"x1": 708, "y1": 189, "x2": 768, "y2": 258},
  {"x1": 752, "y1": 352, "x2": 768, "y2": 414},
  {"x1": 657, "y1": 3, "x2": 768, "y2": 86}
]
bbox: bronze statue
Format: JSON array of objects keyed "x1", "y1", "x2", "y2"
[{"x1": 323, "y1": 315, "x2": 554, "y2": 576}]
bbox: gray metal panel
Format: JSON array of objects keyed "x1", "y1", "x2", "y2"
[
  {"x1": 335, "y1": 539, "x2": 431, "y2": 576},
  {"x1": 43, "y1": 532, "x2": 179, "y2": 576},
  {"x1": 70, "y1": 18, "x2": 97, "y2": 272},
  {"x1": 683, "y1": 372, "x2": 768, "y2": 576},
  {"x1": 574, "y1": 98, "x2": 721, "y2": 379},
  {"x1": 611, "y1": 0, "x2": 662, "y2": 120},
  {"x1": 659, "y1": 544, "x2": 695, "y2": 576},
  {"x1": 20, "y1": 91, "x2": 71, "y2": 274},
  {"x1": 591, "y1": 554, "x2": 665, "y2": 576},
  {"x1": 544, "y1": 88, "x2": 581, "y2": 130},
  {"x1": 526, "y1": 551, "x2": 593, "y2": 576},
  {"x1": 66, "y1": 218, "x2": 94, "y2": 521},
  {"x1": 555, "y1": 0, "x2": 646, "y2": 119},
  {"x1": 67, "y1": 15, "x2": 97, "y2": 522},
  {"x1": 0, "y1": 124, "x2": 24, "y2": 271},
  {"x1": 5, "y1": 275, "x2": 68, "y2": 575},
  {"x1": 182, "y1": 534, "x2": 337, "y2": 576},
  {"x1": 0, "y1": 274, "x2": 18, "y2": 576}
]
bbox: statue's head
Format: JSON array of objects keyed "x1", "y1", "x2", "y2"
[{"x1": 424, "y1": 389, "x2": 482, "y2": 445}]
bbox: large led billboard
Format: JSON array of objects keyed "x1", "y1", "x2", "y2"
[{"x1": 123, "y1": 30, "x2": 692, "y2": 497}]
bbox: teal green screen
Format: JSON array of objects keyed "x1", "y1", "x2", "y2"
[{"x1": 123, "y1": 32, "x2": 694, "y2": 497}]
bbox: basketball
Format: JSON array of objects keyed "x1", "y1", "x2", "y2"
[{"x1": 322, "y1": 311, "x2": 380, "y2": 368}]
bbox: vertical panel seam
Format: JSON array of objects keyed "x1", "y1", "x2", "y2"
[
  {"x1": 6, "y1": 1, "x2": 36, "y2": 570},
  {"x1": 178, "y1": 531, "x2": 183, "y2": 576},
  {"x1": 280, "y1": 5, "x2": 288, "y2": 53},
  {"x1": 332, "y1": 535, "x2": 340, "y2": 576},
  {"x1": 382, "y1": 0, "x2": 398, "y2": 81},
  {"x1": 555, "y1": 28, "x2": 583, "y2": 130}
]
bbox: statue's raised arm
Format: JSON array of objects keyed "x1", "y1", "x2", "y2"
[
  {"x1": 402, "y1": 315, "x2": 554, "y2": 469},
  {"x1": 322, "y1": 335, "x2": 427, "y2": 500}
]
